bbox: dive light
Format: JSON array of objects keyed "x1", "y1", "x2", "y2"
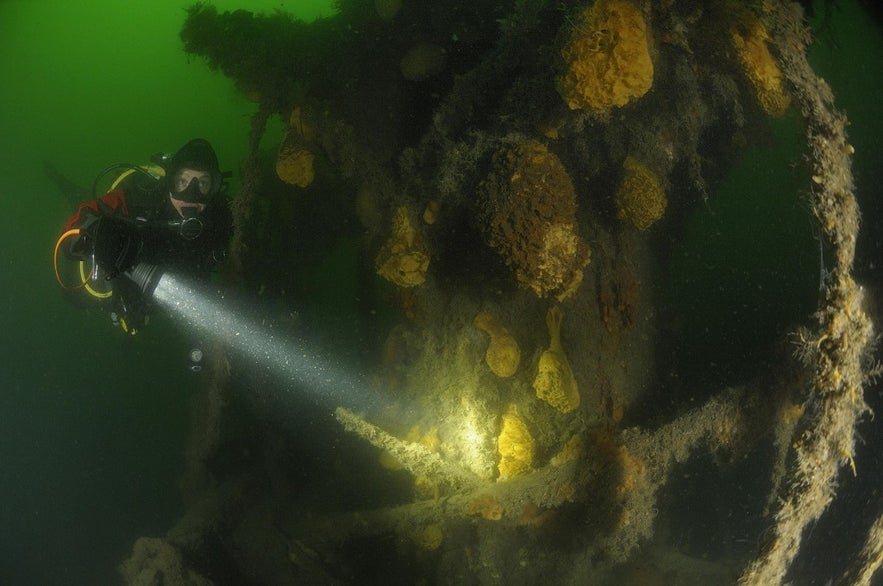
[{"x1": 123, "y1": 262, "x2": 164, "y2": 299}]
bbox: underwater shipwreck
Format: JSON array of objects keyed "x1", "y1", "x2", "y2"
[{"x1": 120, "y1": 1, "x2": 882, "y2": 584}]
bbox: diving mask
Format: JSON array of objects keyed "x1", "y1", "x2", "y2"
[{"x1": 172, "y1": 169, "x2": 213, "y2": 203}]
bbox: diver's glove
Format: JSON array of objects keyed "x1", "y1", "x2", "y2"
[
  {"x1": 89, "y1": 216, "x2": 142, "y2": 279},
  {"x1": 112, "y1": 274, "x2": 149, "y2": 335}
]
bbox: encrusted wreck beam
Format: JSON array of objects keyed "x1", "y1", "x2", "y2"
[
  {"x1": 288, "y1": 452, "x2": 581, "y2": 548},
  {"x1": 334, "y1": 407, "x2": 482, "y2": 493},
  {"x1": 600, "y1": 387, "x2": 746, "y2": 561},
  {"x1": 738, "y1": 3, "x2": 874, "y2": 585},
  {"x1": 229, "y1": 103, "x2": 272, "y2": 276},
  {"x1": 325, "y1": 389, "x2": 747, "y2": 560},
  {"x1": 330, "y1": 405, "x2": 586, "y2": 545},
  {"x1": 839, "y1": 510, "x2": 883, "y2": 586}
]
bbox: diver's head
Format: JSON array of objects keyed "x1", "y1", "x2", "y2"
[
  {"x1": 170, "y1": 168, "x2": 211, "y2": 217},
  {"x1": 166, "y1": 138, "x2": 222, "y2": 218}
]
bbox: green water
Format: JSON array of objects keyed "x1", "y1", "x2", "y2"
[
  {"x1": 0, "y1": 1, "x2": 332, "y2": 584},
  {"x1": 1, "y1": 0, "x2": 882, "y2": 584},
  {"x1": 663, "y1": 1, "x2": 883, "y2": 397},
  {"x1": 664, "y1": 109, "x2": 818, "y2": 392}
]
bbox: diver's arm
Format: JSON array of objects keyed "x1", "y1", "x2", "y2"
[
  {"x1": 63, "y1": 189, "x2": 130, "y2": 233},
  {"x1": 61, "y1": 191, "x2": 141, "y2": 269}
]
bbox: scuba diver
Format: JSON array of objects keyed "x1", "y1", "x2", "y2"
[{"x1": 53, "y1": 138, "x2": 233, "y2": 350}]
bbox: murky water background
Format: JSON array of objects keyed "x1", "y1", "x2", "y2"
[{"x1": 1, "y1": 1, "x2": 882, "y2": 584}]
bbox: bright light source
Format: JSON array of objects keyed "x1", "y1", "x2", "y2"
[
  {"x1": 153, "y1": 272, "x2": 376, "y2": 411},
  {"x1": 454, "y1": 406, "x2": 493, "y2": 477}
]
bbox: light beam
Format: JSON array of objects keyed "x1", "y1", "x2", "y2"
[{"x1": 153, "y1": 272, "x2": 375, "y2": 412}]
